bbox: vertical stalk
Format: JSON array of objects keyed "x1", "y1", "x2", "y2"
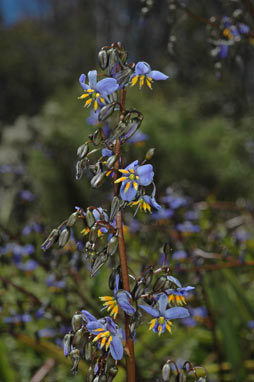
[{"x1": 113, "y1": 89, "x2": 136, "y2": 382}]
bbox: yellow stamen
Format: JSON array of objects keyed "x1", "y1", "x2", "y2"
[
  {"x1": 129, "y1": 169, "x2": 135, "y2": 174},
  {"x1": 139, "y1": 75, "x2": 145, "y2": 89},
  {"x1": 106, "y1": 170, "x2": 112, "y2": 177},
  {"x1": 87, "y1": 89, "x2": 94, "y2": 93},
  {"x1": 85, "y1": 98, "x2": 93, "y2": 107},
  {"x1": 81, "y1": 227, "x2": 90, "y2": 236},
  {"x1": 146, "y1": 203, "x2": 152, "y2": 213},
  {"x1": 100, "y1": 97, "x2": 105, "y2": 104},
  {"x1": 146, "y1": 76, "x2": 153, "y2": 89},
  {"x1": 168, "y1": 295, "x2": 175, "y2": 304},
  {"x1": 133, "y1": 182, "x2": 138, "y2": 191},
  {"x1": 119, "y1": 169, "x2": 130, "y2": 174},
  {"x1": 94, "y1": 100, "x2": 98, "y2": 111},
  {"x1": 93, "y1": 328, "x2": 105, "y2": 332},
  {"x1": 78, "y1": 93, "x2": 90, "y2": 99},
  {"x1": 124, "y1": 182, "x2": 131, "y2": 193},
  {"x1": 166, "y1": 321, "x2": 172, "y2": 333},
  {"x1": 158, "y1": 325, "x2": 162, "y2": 335},
  {"x1": 103, "y1": 301, "x2": 115, "y2": 307},
  {"x1": 130, "y1": 75, "x2": 138, "y2": 87},
  {"x1": 100, "y1": 336, "x2": 107, "y2": 349},
  {"x1": 99, "y1": 296, "x2": 114, "y2": 301},
  {"x1": 105, "y1": 336, "x2": 112, "y2": 351},
  {"x1": 149, "y1": 318, "x2": 157, "y2": 330},
  {"x1": 114, "y1": 177, "x2": 127, "y2": 184},
  {"x1": 93, "y1": 332, "x2": 104, "y2": 342},
  {"x1": 129, "y1": 200, "x2": 141, "y2": 206},
  {"x1": 98, "y1": 229, "x2": 103, "y2": 237}
]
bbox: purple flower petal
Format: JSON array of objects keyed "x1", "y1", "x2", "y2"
[
  {"x1": 79, "y1": 74, "x2": 89, "y2": 91},
  {"x1": 158, "y1": 294, "x2": 168, "y2": 315},
  {"x1": 96, "y1": 78, "x2": 119, "y2": 97},
  {"x1": 139, "y1": 304, "x2": 159, "y2": 317},
  {"x1": 136, "y1": 164, "x2": 154, "y2": 186},
  {"x1": 110, "y1": 336, "x2": 123, "y2": 360},
  {"x1": 149, "y1": 70, "x2": 168, "y2": 81},
  {"x1": 88, "y1": 70, "x2": 97, "y2": 89},
  {"x1": 120, "y1": 181, "x2": 137, "y2": 202},
  {"x1": 135, "y1": 61, "x2": 151, "y2": 75},
  {"x1": 102, "y1": 148, "x2": 113, "y2": 157},
  {"x1": 238, "y1": 23, "x2": 250, "y2": 34},
  {"x1": 125, "y1": 160, "x2": 139, "y2": 171},
  {"x1": 219, "y1": 44, "x2": 229, "y2": 59},
  {"x1": 164, "y1": 307, "x2": 190, "y2": 320},
  {"x1": 81, "y1": 310, "x2": 97, "y2": 323}
]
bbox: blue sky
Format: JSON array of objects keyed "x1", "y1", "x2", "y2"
[{"x1": 1, "y1": 0, "x2": 48, "y2": 24}]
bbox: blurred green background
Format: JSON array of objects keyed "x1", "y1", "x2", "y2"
[{"x1": 1, "y1": 1, "x2": 254, "y2": 381}]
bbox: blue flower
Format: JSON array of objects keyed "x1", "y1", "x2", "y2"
[
  {"x1": 176, "y1": 221, "x2": 200, "y2": 233},
  {"x1": 165, "y1": 286, "x2": 195, "y2": 306},
  {"x1": 139, "y1": 294, "x2": 190, "y2": 335},
  {"x1": 152, "y1": 208, "x2": 174, "y2": 220},
  {"x1": 130, "y1": 62, "x2": 168, "y2": 89},
  {"x1": 79, "y1": 71, "x2": 119, "y2": 111},
  {"x1": 115, "y1": 160, "x2": 154, "y2": 202},
  {"x1": 172, "y1": 250, "x2": 187, "y2": 261},
  {"x1": 129, "y1": 195, "x2": 161, "y2": 214},
  {"x1": 99, "y1": 274, "x2": 136, "y2": 319},
  {"x1": 83, "y1": 313, "x2": 124, "y2": 360},
  {"x1": 81, "y1": 207, "x2": 109, "y2": 237}
]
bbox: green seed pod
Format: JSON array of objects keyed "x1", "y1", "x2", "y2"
[
  {"x1": 114, "y1": 67, "x2": 133, "y2": 87},
  {"x1": 77, "y1": 143, "x2": 89, "y2": 159},
  {"x1": 153, "y1": 275, "x2": 167, "y2": 292},
  {"x1": 98, "y1": 103, "x2": 115, "y2": 121},
  {"x1": 76, "y1": 160, "x2": 83, "y2": 180},
  {"x1": 122, "y1": 118, "x2": 142, "y2": 142},
  {"x1": 73, "y1": 328, "x2": 87, "y2": 351},
  {"x1": 106, "y1": 154, "x2": 118, "y2": 170},
  {"x1": 145, "y1": 148, "x2": 156, "y2": 161},
  {"x1": 90, "y1": 172, "x2": 106, "y2": 188},
  {"x1": 143, "y1": 268, "x2": 153, "y2": 287},
  {"x1": 41, "y1": 228, "x2": 60, "y2": 251},
  {"x1": 110, "y1": 196, "x2": 121, "y2": 221},
  {"x1": 70, "y1": 348, "x2": 80, "y2": 375},
  {"x1": 66, "y1": 212, "x2": 78, "y2": 228},
  {"x1": 86, "y1": 210, "x2": 95, "y2": 228},
  {"x1": 58, "y1": 228, "x2": 70, "y2": 247},
  {"x1": 179, "y1": 369, "x2": 187, "y2": 382},
  {"x1": 92, "y1": 129, "x2": 103, "y2": 146},
  {"x1": 162, "y1": 362, "x2": 171, "y2": 381},
  {"x1": 109, "y1": 267, "x2": 120, "y2": 290},
  {"x1": 132, "y1": 282, "x2": 145, "y2": 300},
  {"x1": 108, "y1": 91, "x2": 118, "y2": 103},
  {"x1": 85, "y1": 342, "x2": 92, "y2": 361},
  {"x1": 91, "y1": 251, "x2": 108, "y2": 276},
  {"x1": 89, "y1": 226, "x2": 98, "y2": 243},
  {"x1": 107, "y1": 235, "x2": 118, "y2": 256},
  {"x1": 71, "y1": 313, "x2": 83, "y2": 332},
  {"x1": 108, "y1": 49, "x2": 118, "y2": 75},
  {"x1": 63, "y1": 333, "x2": 73, "y2": 357},
  {"x1": 98, "y1": 49, "x2": 108, "y2": 69}
]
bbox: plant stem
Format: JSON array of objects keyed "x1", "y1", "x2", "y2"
[{"x1": 113, "y1": 89, "x2": 136, "y2": 382}]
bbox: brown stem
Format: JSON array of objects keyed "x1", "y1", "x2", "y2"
[{"x1": 113, "y1": 89, "x2": 136, "y2": 382}]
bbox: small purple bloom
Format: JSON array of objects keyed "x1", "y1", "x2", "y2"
[
  {"x1": 115, "y1": 160, "x2": 154, "y2": 202},
  {"x1": 176, "y1": 221, "x2": 200, "y2": 233},
  {"x1": 79, "y1": 71, "x2": 119, "y2": 111},
  {"x1": 139, "y1": 294, "x2": 190, "y2": 335},
  {"x1": 130, "y1": 61, "x2": 168, "y2": 89}
]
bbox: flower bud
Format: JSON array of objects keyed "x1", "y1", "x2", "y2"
[
  {"x1": 162, "y1": 362, "x2": 171, "y2": 381},
  {"x1": 107, "y1": 236, "x2": 118, "y2": 256},
  {"x1": 86, "y1": 210, "x2": 95, "y2": 228},
  {"x1": 77, "y1": 143, "x2": 89, "y2": 159},
  {"x1": 66, "y1": 212, "x2": 78, "y2": 228},
  {"x1": 70, "y1": 348, "x2": 80, "y2": 375},
  {"x1": 89, "y1": 226, "x2": 98, "y2": 243},
  {"x1": 71, "y1": 313, "x2": 83, "y2": 331},
  {"x1": 108, "y1": 49, "x2": 118, "y2": 75},
  {"x1": 122, "y1": 118, "x2": 142, "y2": 142},
  {"x1": 73, "y1": 328, "x2": 87, "y2": 350},
  {"x1": 153, "y1": 275, "x2": 167, "y2": 292},
  {"x1": 145, "y1": 148, "x2": 155, "y2": 161},
  {"x1": 98, "y1": 103, "x2": 115, "y2": 121},
  {"x1": 90, "y1": 172, "x2": 106, "y2": 188},
  {"x1": 179, "y1": 370, "x2": 187, "y2": 382},
  {"x1": 115, "y1": 67, "x2": 133, "y2": 87},
  {"x1": 110, "y1": 196, "x2": 121, "y2": 221},
  {"x1": 41, "y1": 228, "x2": 60, "y2": 251},
  {"x1": 98, "y1": 49, "x2": 108, "y2": 69},
  {"x1": 105, "y1": 155, "x2": 118, "y2": 170},
  {"x1": 58, "y1": 228, "x2": 70, "y2": 247},
  {"x1": 91, "y1": 251, "x2": 108, "y2": 276}
]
